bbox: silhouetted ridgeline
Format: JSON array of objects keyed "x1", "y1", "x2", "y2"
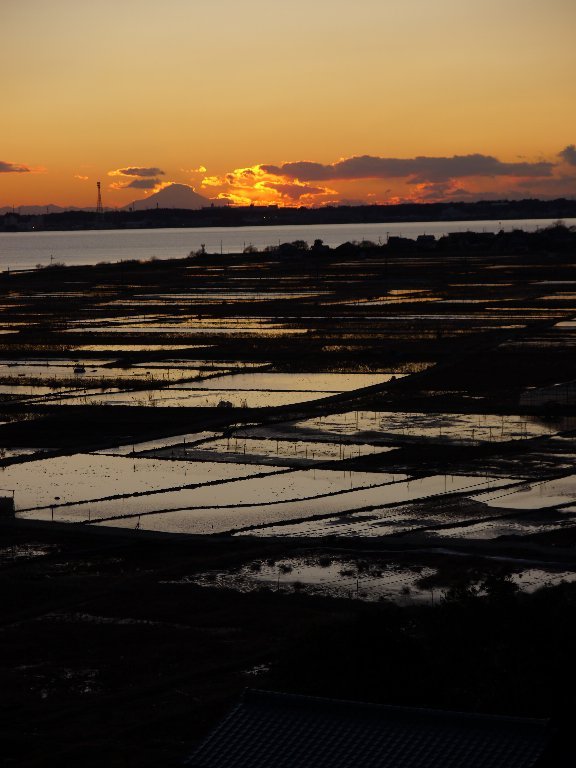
[{"x1": 2, "y1": 198, "x2": 576, "y2": 232}]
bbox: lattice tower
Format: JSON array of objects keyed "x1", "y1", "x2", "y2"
[{"x1": 96, "y1": 181, "x2": 103, "y2": 214}]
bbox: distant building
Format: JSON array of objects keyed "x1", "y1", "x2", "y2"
[
  {"x1": 186, "y1": 689, "x2": 553, "y2": 767},
  {"x1": 386, "y1": 236, "x2": 416, "y2": 252}
]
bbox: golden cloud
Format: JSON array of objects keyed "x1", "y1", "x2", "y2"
[{"x1": 200, "y1": 165, "x2": 334, "y2": 207}]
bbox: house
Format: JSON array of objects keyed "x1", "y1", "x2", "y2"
[
  {"x1": 520, "y1": 379, "x2": 576, "y2": 408},
  {"x1": 187, "y1": 689, "x2": 553, "y2": 767}
]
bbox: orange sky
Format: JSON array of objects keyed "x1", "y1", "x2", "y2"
[{"x1": 2, "y1": 0, "x2": 576, "y2": 208}]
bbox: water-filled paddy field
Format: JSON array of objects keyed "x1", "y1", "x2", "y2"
[
  {"x1": 166, "y1": 436, "x2": 395, "y2": 464},
  {"x1": 186, "y1": 556, "x2": 439, "y2": 604},
  {"x1": 283, "y1": 411, "x2": 572, "y2": 444},
  {"x1": 83, "y1": 475, "x2": 510, "y2": 535},
  {"x1": 472, "y1": 474, "x2": 576, "y2": 510},
  {"x1": 2, "y1": 228, "x2": 576, "y2": 559},
  {"x1": 39, "y1": 388, "x2": 340, "y2": 408},
  {"x1": 0, "y1": 360, "x2": 207, "y2": 384},
  {"x1": 170, "y1": 554, "x2": 576, "y2": 604},
  {"x1": 167, "y1": 372, "x2": 402, "y2": 391},
  {"x1": 9, "y1": 455, "x2": 277, "y2": 511},
  {"x1": 11, "y1": 450, "x2": 519, "y2": 536},
  {"x1": 22, "y1": 370, "x2": 401, "y2": 409}
]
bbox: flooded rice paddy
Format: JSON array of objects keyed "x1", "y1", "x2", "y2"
[
  {"x1": 39, "y1": 388, "x2": 339, "y2": 408},
  {"x1": 73, "y1": 344, "x2": 210, "y2": 352},
  {"x1": 20, "y1": 370, "x2": 401, "y2": 409},
  {"x1": 96, "y1": 433, "x2": 219, "y2": 456},
  {"x1": 33, "y1": 472, "x2": 513, "y2": 535},
  {"x1": 96, "y1": 433, "x2": 395, "y2": 464},
  {"x1": 3, "y1": 229, "x2": 576, "y2": 566},
  {"x1": 166, "y1": 372, "x2": 400, "y2": 391},
  {"x1": 174, "y1": 554, "x2": 576, "y2": 604},
  {"x1": 230, "y1": 477, "x2": 518, "y2": 538},
  {"x1": 64, "y1": 319, "x2": 309, "y2": 336},
  {"x1": 473, "y1": 474, "x2": 576, "y2": 510},
  {"x1": 18, "y1": 465, "x2": 406, "y2": 525},
  {"x1": 0, "y1": 360, "x2": 207, "y2": 384},
  {"x1": 170, "y1": 436, "x2": 395, "y2": 464},
  {"x1": 7, "y1": 455, "x2": 280, "y2": 511},
  {"x1": 7, "y1": 382, "x2": 576, "y2": 536},
  {"x1": 291, "y1": 411, "x2": 567, "y2": 444},
  {"x1": 6, "y1": 440, "x2": 532, "y2": 536},
  {"x1": 187, "y1": 556, "x2": 438, "y2": 604}
]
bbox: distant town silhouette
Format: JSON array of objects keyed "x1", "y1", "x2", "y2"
[{"x1": 2, "y1": 197, "x2": 576, "y2": 232}]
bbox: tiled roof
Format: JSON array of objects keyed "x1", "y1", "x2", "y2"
[{"x1": 187, "y1": 689, "x2": 550, "y2": 768}]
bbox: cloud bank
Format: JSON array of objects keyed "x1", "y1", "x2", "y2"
[
  {"x1": 102, "y1": 148, "x2": 576, "y2": 207},
  {"x1": 559, "y1": 145, "x2": 576, "y2": 166},
  {"x1": 120, "y1": 178, "x2": 161, "y2": 190},
  {"x1": 0, "y1": 160, "x2": 31, "y2": 173},
  {"x1": 109, "y1": 166, "x2": 165, "y2": 178},
  {"x1": 200, "y1": 147, "x2": 576, "y2": 207},
  {"x1": 108, "y1": 165, "x2": 166, "y2": 191},
  {"x1": 262, "y1": 154, "x2": 554, "y2": 183}
]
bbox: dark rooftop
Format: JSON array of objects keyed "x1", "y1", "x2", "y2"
[{"x1": 187, "y1": 689, "x2": 551, "y2": 768}]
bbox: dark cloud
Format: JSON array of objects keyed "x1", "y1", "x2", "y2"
[
  {"x1": 262, "y1": 154, "x2": 554, "y2": 183},
  {"x1": 559, "y1": 145, "x2": 576, "y2": 166},
  {"x1": 0, "y1": 160, "x2": 31, "y2": 173},
  {"x1": 123, "y1": 178, "x2": 161, "y2": 189},
  {"x1": 262, "y1": 181, "x2": 327, "y2": 200},
  {"x1": 413, "y1": 182, "x2": 477, "y2": 202},
  {"x1": 513, "y1": 174, "x2": 576, "y2": 197},
  {"x1": 112, "y1": 167, "x2": 165, "y2": 177}
]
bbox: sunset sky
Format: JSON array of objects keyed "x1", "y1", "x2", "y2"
[{"x1": 2, "y1": 0, "x2": 576, "y2": 208}]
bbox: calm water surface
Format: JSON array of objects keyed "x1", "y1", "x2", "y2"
[{"x1": 1, "y1": 218, "x2": 575, "y2": 271}]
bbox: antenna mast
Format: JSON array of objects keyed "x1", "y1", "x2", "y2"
[{"x1": 96, "y1": 181, "x2": 103, "y2": 214}]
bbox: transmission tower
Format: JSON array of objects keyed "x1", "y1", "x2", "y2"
[{"x1": 96, "y1": 181, "x2": 103, "y2": 214}]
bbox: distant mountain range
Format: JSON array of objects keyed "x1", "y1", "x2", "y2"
[
  {"x1": 0, "y1": 184, "x2": 225, "y2": 215},
  {"x1": 0, "y1": 203, "x2": 75, "y2": 215}
]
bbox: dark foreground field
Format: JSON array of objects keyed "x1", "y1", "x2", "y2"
[{"x1": 1, "y1": 523, "x2": 575, "y2": 767}]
